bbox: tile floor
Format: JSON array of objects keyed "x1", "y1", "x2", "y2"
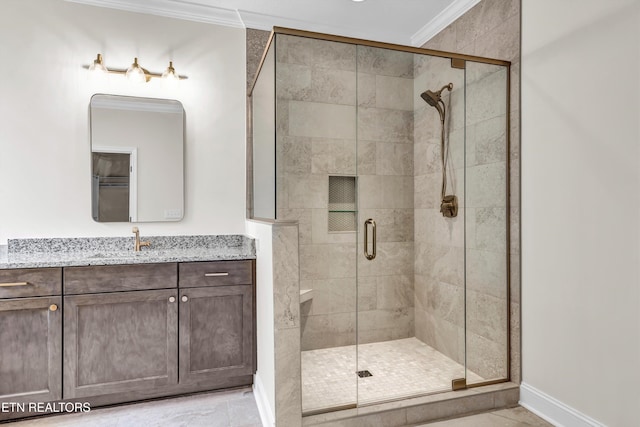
[
  {"x1": 4, "y1": 387, "x2": 553, "y2": 427},
  {"x1": 413, "y1": 406, "x2": 553, "y2": 427},
  {"x1": 7, "y1": 388, "x2": 261, "y2": 427},
  {"x1": 302, "y1": 337, "x2": 483, "y2": 414}
]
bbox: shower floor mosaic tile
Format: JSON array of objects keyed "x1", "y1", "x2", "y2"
[{"x1": 302, "y1": 337, "x2": 484, "y2": 414}]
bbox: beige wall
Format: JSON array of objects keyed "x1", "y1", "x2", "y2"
[
  {"x1": 0, "y1": 0, "x2": 246, "y2": 243},
  {"x1": 422, "y1": 0, "x2": 520, "y2": 383},
  {"x1": 522, "y1": 0, "x2": 640, "y2": 425}
]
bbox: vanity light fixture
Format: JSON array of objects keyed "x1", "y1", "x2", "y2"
[
  {"x1": 85, "y1": 53, "x2": 188, "y2": 83},
  {"x1": 88, "y1": 53, "x2": 108, "y2": 75}
]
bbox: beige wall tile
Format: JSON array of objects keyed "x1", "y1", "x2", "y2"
[
  {"x1": 275, "y1": 327, "x2": 302, "y2": 426},
  {"x1": 287, "y1": 173, "x2": 328, "y2": 209},
  {"x1": 475, "y1": 207, "x2": 507, "y2": 253},
  {"x1": 282, "y1": 136, "x2": 312, "y2": 174},
  {"x1": 301, "y1": 312, "x2": 356, "y2": 350},
  {"x1": 357, "y1": 140, "x2": 377, "y2": 175},
  {"x1": 358, "y1": 276, "x2": 377, "y2": 311},
  {"x1": 405, "y1": 392, "x2": 494, "y2": 424},
  {"x1": 304, "y1": 278, "x2": 357, "y2": 315},
  {"x1": 278, "y1": 208, "x2": 313, "y2": 244},
  {"x1": 414, "y1": 106, "x2": 441, "y2": 142},
  {"x1": 465, "y1": 68, "x2": 508, "y2": 126},
  {"x1": 357, "y1": 45, "x2": 413, "y2": 78},
  {"x1": 358, "y1": 175, "x2": 383, "y2": 209},
  {"x1": 381, "y1": 176, "x2": 414, "y2": 208},
  {"x1": 414, "y1": 173, "x2": 441, "y2": 209},
  {"x1": 279, "y1": 34, "x2": 356, "y2": 71},
  {"x1": 357, "y1": 72, "x2": 376, "y2": 107},
  {"x1": 414, "y1": 142, "x2": 441, "y2": 176},
  {"x1": 273, "y1": 225, "x2": 301, "y2": 329},
  {"x1": 289, "y1": 101, "x2": 356, "y2": 139},
  {"x1": 358, "y1": 209, "x2": 414, "y2": 243},
  {"x1": 470, "y1": 116, "x2": 507, "y2": 166},
  {"x1": 376, "y1": 142, "x2": 414, "y2": 176},
  {"x1": 474, "y1": 14, "x2": 520, "y2": 62},
  {"x1": 466, "y1": 162, "x2": 507, "y2": 208},
  {"x1": 466, "y1": 290, "x2": 508, "y2": 344},
  {"x1": 376, "y1": 75, "x2": 414, "y2": 111},
  {"x1": 467, "y1": 248, "x2": 508, "y2": 300},
  {"x1": 276, "y1": 62, "x2": 312, "y2": 100},
  {"x1": 466, "y1": 330, "x2": 507, "y2": 380},
  {"x1": 358, "y1": 107, "x2": 413, "y2": 143},
  {"x1": 376, "y1": 274, "x2": 414, "y2": 310},
  {"x1": 311, "y1": 138, "x2": 357, "y2": 175}
]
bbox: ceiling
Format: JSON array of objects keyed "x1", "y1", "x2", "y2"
[{"x1": 66, "y1": 0, "x2": 481, "y2": 46}]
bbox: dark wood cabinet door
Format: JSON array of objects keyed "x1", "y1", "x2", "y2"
[
  {"x1": 179, "y1": 286, "x2": 253, "y2": 384},
  {"x1": 63, "y1": 289, "x2": 178, "y2": 399},
  {"x1": 0, "y1": 296, "x2": 62, "y2": 403}
]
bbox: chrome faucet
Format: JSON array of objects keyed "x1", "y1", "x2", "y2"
[{"x1": 132, "y1": 227, "x2": 151, "y2": 252}]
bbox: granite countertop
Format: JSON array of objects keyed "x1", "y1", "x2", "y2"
[{"x1": 0, "y1": 235, "x2": 256, "y2": 269}]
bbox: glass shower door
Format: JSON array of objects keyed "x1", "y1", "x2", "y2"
[{"x1": 355, "y1": 45, "x2": 468, "y2": 405}]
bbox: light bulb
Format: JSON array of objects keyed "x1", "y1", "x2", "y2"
[
  {"x1": 88, "y1": 53, "x2": 108, "y2": 75},
  {"x1": 126, "y1": 58, "x2": 146, "y2": 84},
  {"x1": 162, "y1": 61, "x2": 180, "y2": 82}
]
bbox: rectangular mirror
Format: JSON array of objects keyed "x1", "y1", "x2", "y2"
[{"x1": 90, "y1": 94, "x2": 184, "y2": 222}]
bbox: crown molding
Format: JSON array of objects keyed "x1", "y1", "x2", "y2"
[
  {"x1": 237, "y1": 9, "x2": 408, "y2": 45},
  {"x1": 411, "y1": 0, "x2": 481, "y2": 47},
  {"x1": 65, "y1": 0, "x2": 244, "y2": 27}
]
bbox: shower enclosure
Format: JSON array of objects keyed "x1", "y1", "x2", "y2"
[{"x1": 250, "y1": 28, "x2": 510, "y2": 416}]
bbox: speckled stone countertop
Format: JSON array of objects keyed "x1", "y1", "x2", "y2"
[{"x1": 0, "y1": 235, "x2": 256, "y2": 269}]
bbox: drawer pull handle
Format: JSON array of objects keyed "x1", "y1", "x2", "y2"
[
  {"x1": 181, "y1": 296, "x2": 188, "y2": 302},
  {"x1": 204, "y1": 273, "x2": 229, "y2": 277},
  {"x1": 169, "y1": 296, "x2": 176, "y2": 303},
  {"x1": 49, "y1": 304, "x2": 58, "y2": 312},
  {"x1": 0, "y1": 282, "x2": 29, "y2": 287}
]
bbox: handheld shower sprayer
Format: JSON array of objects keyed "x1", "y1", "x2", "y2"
[
  {"x1": 421, "y1": 82, "x2": 457, "y2": 218},
  {"x1": 420, "y1": 83, "x2": 453, "y2": 123}
]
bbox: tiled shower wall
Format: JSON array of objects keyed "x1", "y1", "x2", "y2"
[
  {"x1": 413, "y1": 55, "x2": 467, "y2": 369},
  {"x1": 421, "y1": 0, "x2": 520, "y2": 382},
  {"x1": 354, "y1": 46, "x2": 415, "y2": 345},
  {"x1": 274, "y1": 35, "x2": 416, "y2": 350}
]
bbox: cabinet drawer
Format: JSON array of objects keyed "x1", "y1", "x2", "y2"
[
  {"x1": 179, "y1": 261, "x2": 253, "y2": 288},
  {"x1": 0, "y1": 268, "x2": 61, "y2": 299},
  {"x1": 64, "y1": 263, "x2": 177, "y2": 294}
]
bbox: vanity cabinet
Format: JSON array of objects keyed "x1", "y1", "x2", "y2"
[
  {"x1": 61, "y1": 261, "x2": 255, "y2": 403},
  {"x1": 178, "y1": 261, "x2": 255, "y2": 384},
  {"x1": 0, "y1": 268, "x2": 62, "y2": 406},
  {"x1": 62, "y1": 263, "x2": 179, "y2": 398},
  {"x1": 63, "y1": 289, "x2": 179, "y2": 399},
  {"x1": 1, "y1": 259, "x2": 255, "y2": 416}
]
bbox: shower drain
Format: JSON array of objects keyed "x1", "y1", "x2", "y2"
[{"x1": 357, "y1": 370, "x2": 373, "y2": 378}]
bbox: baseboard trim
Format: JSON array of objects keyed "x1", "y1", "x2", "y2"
[
  {"x1": 253, "y1": 374, "x2": 275, "y2": 427},
  {"x1": 519, "y1": 382, "x2": 605, "y2": 427}
]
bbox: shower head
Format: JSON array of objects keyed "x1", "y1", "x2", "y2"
[{"x1": 420, "y1": 83, "x2": 453, "y2": 121}]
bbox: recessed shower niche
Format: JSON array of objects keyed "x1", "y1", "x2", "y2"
[
  {"x1": 328, "y1": 176, "x2": 357, "y2": 232},
  {"x1": 250, "y1": 28, "x2": 511, "y2": 416}
]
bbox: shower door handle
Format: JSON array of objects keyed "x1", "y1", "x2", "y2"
[{"x1": 364, "y1": 218, "x2": 376, "y2": 260}]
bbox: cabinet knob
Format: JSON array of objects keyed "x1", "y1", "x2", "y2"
[
  {"x1": 181, "y1": 296, "x2": 188, "y2": 302},
  {"x1": 49, "y1": 304, "x2": 58, "y2": 312},
  {"x1": 168, "y1": 296, "x2": 176, "y2": 303}
]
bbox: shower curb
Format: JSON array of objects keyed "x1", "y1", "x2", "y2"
[{"x1": 302, "y1": 382, "x2": 519, "y2": 426}]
